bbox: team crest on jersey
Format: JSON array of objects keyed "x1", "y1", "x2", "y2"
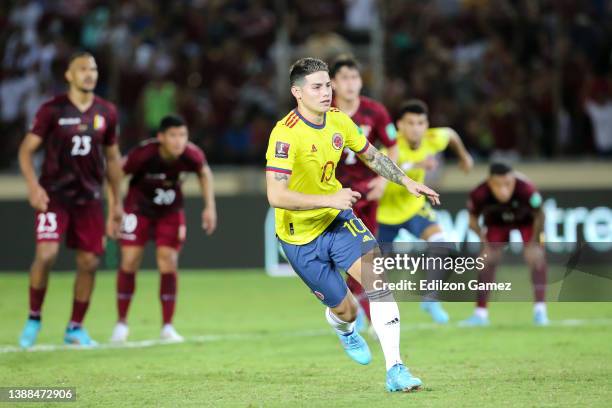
[
  {"x1": 332, "y1": 133, "x2": 343, "y2": 150},
  {"x1": 311, "y1": 144, "x2": 317, "y2": 152},
  {"x1": 275, "y1": 141, "x2": 290, "y2": 158},
  {"x1": 93, "y1": 114, "x2": 106, "y2": 130}
]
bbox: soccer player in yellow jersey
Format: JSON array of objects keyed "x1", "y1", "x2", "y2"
[
  {"x1": 377, "y1": 99, "x2": 473, "y2": 323},
  {"x1": 265, "y1": 58, "x2": 439, "y2": 392}
]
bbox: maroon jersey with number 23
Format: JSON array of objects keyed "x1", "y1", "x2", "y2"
[{"x1": 30, "y1": 94, "x2": 118, "y2": 204}]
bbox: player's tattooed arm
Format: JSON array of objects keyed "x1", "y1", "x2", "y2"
[
  {"x1": 266, "y1": 171, "x2": 360, "y2": 211},
  {"x1": 357, "y1": 143, "x2": 441, "y2": 205}
]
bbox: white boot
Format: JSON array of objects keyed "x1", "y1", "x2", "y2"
[
  {"x1": 110, "y1": 322, "x2": 129, "y2": 343},
  {"x1": 160, "y1": 324, "x2": 184, "y2": 342}
]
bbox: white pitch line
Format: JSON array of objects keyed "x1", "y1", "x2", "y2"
[{"x1": 1, "y1": 318, "x2": 611, "y2": 354}]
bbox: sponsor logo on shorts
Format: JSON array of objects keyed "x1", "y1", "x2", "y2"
[
  {"x1": 37, "y1": 232, "x2": 59, "y2": 239},
  {"x1": 314, "y1": 291, "x2": 325, "y2": 301},
  {"x1": 332, "y1": 133, "x2": 343, "y2": 150}
]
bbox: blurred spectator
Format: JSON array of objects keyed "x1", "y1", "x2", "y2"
[
  {"x1": 584, "y1": 77, "x2": 612, "y2": 155},
  {"x1": 0, "y1": 0, "x2": 611, "y2": 170},
  {"x1": 141, "y1": 77, "x2": 177, "y2": 135}
]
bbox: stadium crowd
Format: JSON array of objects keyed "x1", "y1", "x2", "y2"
[{"x1": 1, "y1": 0, "x2": 611, "y2": 168}]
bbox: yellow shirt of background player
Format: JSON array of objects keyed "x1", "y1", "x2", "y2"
[
  {"x1": 265, "y1": 108, "x2": 369, "y2": 245},
  {"x1": 377, "y1": 127, "x2": 451, "y2": 225}
]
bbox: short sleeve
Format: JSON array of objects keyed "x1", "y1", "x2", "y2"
[
  {"x1": 427, "y1": 128, "x2": 452, "y2": 153},
  {"x1": 265, "y1": 126, "x2": 296, "y2": 174},
  {"x1": 520, "y1": 180, "x2": 542, "y2": 209},
  {"x1": 185, "y1": 143, "x2": 206, "y2": 172},
  {"x1": 374, "y1": 104, "x2": 397, "y2": 147},
  {"x1": 30, "y1": 103, "x2": 54, "y2": 139},
  {"x1": 343, "y1": 114, "x2": 369, "y2": 154},
  {"x1": 103, "y1": 104, "x2": 119, "y2": 146},
  {"x1": 467, "y1": 187, "x2": 484, "y2": 216},
  {"x1": 123, "y1": 146, "x2": 146, "y2": 175}
]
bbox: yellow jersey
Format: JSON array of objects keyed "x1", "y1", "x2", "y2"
[
  {"x1": 266, "y1": 108, "x2": 369, "y2": 245},
  {"x1": 377, "y1": 127, "x2": 451, "y2": 225}
]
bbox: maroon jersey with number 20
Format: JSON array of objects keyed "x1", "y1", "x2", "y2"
[
  {"x1": 468, "y1": 177, "x2": 542, "y2": 227},
  {"x1": 122, "y1": 139, "x2": 206, "y2": 217}
]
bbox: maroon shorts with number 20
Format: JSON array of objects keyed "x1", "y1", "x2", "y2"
[{"x1": 119, "y1": 210, "x2": 186, "y2": 250}]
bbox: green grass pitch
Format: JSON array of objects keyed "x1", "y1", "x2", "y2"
[{"x1": 1, "y1": 270, "x2": 611, "y2": 407}]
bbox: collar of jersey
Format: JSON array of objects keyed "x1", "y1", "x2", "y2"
[{"x1": 293, "y1": 109, "x2": 326, "y2": 130}]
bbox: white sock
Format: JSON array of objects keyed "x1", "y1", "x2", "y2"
[
  {"x1": 368, "y1": 291, "x2": 403, "y2": 370},
  {"x1": 325, "y1": 307, "x2": 354, "y2": 336},
  {"x1": 475, "y1": 307, "x2": 488, "y2": 319},
  {"x1": 533, "y1": 302, "x2": 546, "y2": 314}
]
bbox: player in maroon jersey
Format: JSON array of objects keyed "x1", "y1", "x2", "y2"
[
  {"x1": 110, "y1": 115, "x2": 217, "y2": 343},
  {"x1": 17, "y1": 52, "x2": 123, "y2": 347},
  {"x1": 330, "y1": 56, "x2": 398, "y2": 332},
  {"x1": 462, "y1": 162, "x2": 548, "y2": 326}
]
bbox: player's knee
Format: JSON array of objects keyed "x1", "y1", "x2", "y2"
[
  {"x1": 156, "y1": 248, "x2": 178, "y2": 272},
  {"x1": 77, "y1": 252, "x2": 99, "y2": 273},
  {"x1": 34, "y1": 244, "x2": 59, "y2": 267},
  {"x1": 120, "y1": 256, "x2": 141, "y2": 273}
]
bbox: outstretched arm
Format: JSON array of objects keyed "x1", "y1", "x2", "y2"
[{"x1": 357, "y1": 143, "x2": 440, "y2": 205}]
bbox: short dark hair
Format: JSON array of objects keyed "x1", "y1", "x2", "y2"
[
  {"x1": 159, "y1": 115, "x2": 186, "y2": 133},
  {"x1": 289, "y1": 57, "x2": 328, "y2": 86},
  {"x1": 329, "y1": 55, "x2": 360, "y2": 78},
  {"x1": 68, "y1": 51, "x2": 95, "y2": 66},
  {"x1": 489, "y1": 162, "x2": 513, "y2": 176},
  {"x1": 396, "y1": 99, "x2": 429, "y2": 121}
]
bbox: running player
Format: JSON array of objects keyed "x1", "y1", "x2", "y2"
[
  {"x1": 376, "y1": 99, "x2": 474, "y2": 323},
  {"x1": 266, "y1": 57, "x2": 440, "y2": 392},
  {"x1": 461, "y1": 162, "x2": 548, "y2": 326},
  {"x1": 331, "y1": 55, "x2": 398, "y2": 331},
  {"x1": 18, "y1": 52, "x2": 123, "y2": 347},
  {"x1": 110, "y1": 115, "x2": 217, "y2": 342}
]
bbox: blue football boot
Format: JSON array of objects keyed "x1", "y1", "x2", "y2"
[
  {"x1": 337, "y1": 330, "x2": 371, "y2": 365},
  {"x1": 459, "y1": 314, "x2": 490, "y2": 327},
  {"x1": 386, "y1": 363, "x2": 423, "y2": 392},
  {"x1": 420, "y1": 301, "x2": 450, "y2": 324},
  {"x1": 19, "y1": 318, "x2": 41, "y2": 348},
  {"x1": 64, "y1": 326, "x2": 98, "y2": 346}
]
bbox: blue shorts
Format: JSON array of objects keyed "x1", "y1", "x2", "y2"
[
  {"x1": 378, "y1": 204, "x2": 437, "y2": 242},
  {"x1": 279, "y1": 209, "x2": 378, "y2": 308}
]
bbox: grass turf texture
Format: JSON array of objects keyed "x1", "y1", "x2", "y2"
[{"x1": 1, "y1": 270, "x2": 611, "y2": 407}]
